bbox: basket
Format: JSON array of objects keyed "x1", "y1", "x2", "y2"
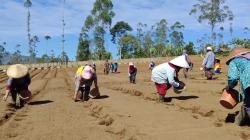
[{"x1": 220, "y1": 89, "x2": 239, "y2": 109}]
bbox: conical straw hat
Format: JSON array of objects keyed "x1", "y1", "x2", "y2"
[
  {"x1": 7, "y1": 64, "x2": 28, "y2": 78},
  {"x1": 226, "y1": 47, "x2": 250, "y2": 65},
  {"x1": 169, "y1": 55, "x2": 190, "y2": 68}
]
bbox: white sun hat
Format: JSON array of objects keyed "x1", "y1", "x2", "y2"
[
  {"x1": 7, "y1": 64, "x2": 29, "y2": 78},
  {"x1": 207, "y1": 46, "x2": 213, "y2": 51},
  {"x1": 169, "y1": 55, "x2": 190, "y2": 68}
]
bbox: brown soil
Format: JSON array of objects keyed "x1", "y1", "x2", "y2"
[{"x1": 0, "y1": 56, "x2": 249, "y2": 140}]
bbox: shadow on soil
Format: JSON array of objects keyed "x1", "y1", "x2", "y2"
[
  {"x1": 28, "y1": 100, "x2": 54, "y2": 105},
  {"x1": 93, "y1": 95, "x2": 109, "y2": 100},
  {"x1": 165, "y1": 95, "x2": 199, "y2": 102}
]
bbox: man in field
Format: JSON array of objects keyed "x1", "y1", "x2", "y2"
[
  {"x1": 202, "y1": 46, "x2": 215, "y2": 80},
  {"x1": 151, "y1": 55, "x2": 189, "y2": 102},
  {"x1": 74, "y1": 65, "x2": 99, "y2": 102},
  {"x1": 2, "y1": 64, "x2": 31, "y2": 108}
]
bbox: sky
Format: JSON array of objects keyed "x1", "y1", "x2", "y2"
[{"x1": 0, "y1": 0, "x2": 249, "y2": 60}]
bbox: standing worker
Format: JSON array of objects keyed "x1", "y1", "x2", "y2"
[
  {"x1": 202, "y1": 46, "x2": 215, "y2": 80},
  {"x1": 2, "y1": 64, "x2": 31, "y2": 108}
]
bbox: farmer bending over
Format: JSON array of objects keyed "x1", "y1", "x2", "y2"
[
  {"x1": 74, "y1": 65, "x2": 98, "y2": 102},
  {"x1": 151, "y1": 55, "x2": 189, "y2": 102},
  {"x1": 225, "y1": 47, "x2": 250, "y2": 126},
  {"x1": 128, "y1": 62, "x2": 137, "y2": 84},
  {"x1": 3, "y1": 64, "x2": 31, "y2": 108}
]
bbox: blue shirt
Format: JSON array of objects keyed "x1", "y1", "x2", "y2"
[
  {"x1": 228, "y1": 57, "x2": 250, "y2": 94},
  {"x1": 202, "y1": 51, "x2": 215, "y2": 68}
]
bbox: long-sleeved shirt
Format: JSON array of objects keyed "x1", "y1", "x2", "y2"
[
  {"x1": 75, "y1": 73, "x2": 97, "y2": 94},
  {"x1": 228, "y1": 56, "x2": 250, "y2": 96},
  {"x1": 7, "y1": 74, "x2": 31, "y2": 91},
  {"x1": 202, "y1": 51, "x2": 215, "y2": 68},
  {"x1": 151, "y1": 63, "x2": 179, "y2": 88}
]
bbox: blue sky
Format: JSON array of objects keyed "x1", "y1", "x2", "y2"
[{"x1": 0, "y1": 0, "x2": 249, "y2": 60}]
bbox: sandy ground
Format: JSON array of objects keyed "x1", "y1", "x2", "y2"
[{"x1": 0, "y1": 56, "x2": 250, "y2": 140}]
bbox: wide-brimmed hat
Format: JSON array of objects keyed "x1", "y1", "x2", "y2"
[
  {"x1": 169, "y1": 55, "x2": 190, "y2": 68},
  {"x1": 81, "y1": 66, "x2": 94, "y2": 80},
  {"x1": 7, "y1": 64, "x2": 28, "y2": 78},
  {"x1": 226, "y1": 47, "x2": 250, "y2": 65},
  {"x1": 129, "y1": 62, "x2": 134, "y2": 66}
]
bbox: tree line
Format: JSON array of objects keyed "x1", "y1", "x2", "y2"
[{"x1": 77, "y1": 0, "x2": 250, "y2": 61}]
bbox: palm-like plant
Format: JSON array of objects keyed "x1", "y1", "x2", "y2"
[
  {"x1": 44, "y1": 35, "x2": 51, "y2": 55},
  {"x1": 24, "y1": 0, "x2": 32, "y2": 63}
]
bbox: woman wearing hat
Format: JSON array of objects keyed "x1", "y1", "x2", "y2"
[
  {"x1": 225, "y1": 47, "x2": 250, "y2": 126},
  {"x1": 2, "y1": 64, "x2": 31, "y2": 108},
  {"x1": 74, "y1": 65, "x2": 98, "y2": 102},
  {"x1": 202, "y1": 46, "x2": 215, "y2": 80},
  {"x1": 151, "y1": 55, "x2": 189, "y2": 102},
  {"x1": 128, "y1": 62, "x2": 137, "y2": 84}
]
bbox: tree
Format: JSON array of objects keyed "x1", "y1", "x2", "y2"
[
  {"x1": 0, "y1": 44, "x2": 6, "y2": 64},
  {"x1": 24, "y1": 0, "x2": 32, "y2": 63},
  {"x1": 91, "y1": 0, "x2": 115, "y2": 60},
  {"x1": 184, "y1": 42, "x2": 197, "y2": 55},
  {"x1": 170, "y1": 21, "x2": 185, "y2": 48},
  {"x1": 143, "y1": 31, "x2": 154, "y2": 57},
  {"x1": 61, "y1": 0, "x2": 66, "y2": 64},
  {"x1": 244, "y1": 27, "x2": 250, "y2": 39},
  {"x1": 30, "y1": 35, "x2": 39, "y2": 63},
  {"x1": 229, "y1": 22, "x2": 233, "y2": 38},
  {"x1": 110, "y1": 21, "x2": 132, "y2": 59},
  {"x1": 76, "y1": 35, "x2": 90, "y2": 61},
  {"x1": 44, "y1": 35, "x2": 51, "y2": 55},
  {"x1": 44, "y1": 35, "x2": 51, "y2": 64},
  {"x1": 136, "y1": 22, "x2": 147, "y2": 49},
  {"x1": 119, "y1": 35, "x2": 140, "y2": 59},
  {"x1": 189, "y1": 0, "x2": 234, "y2": 45},
  {"x1": 11, "y1": 44, "x2": 22, "y2": 64},
  {"x1": 155, "y1": 19, "x2": 168, "y2": 45}
]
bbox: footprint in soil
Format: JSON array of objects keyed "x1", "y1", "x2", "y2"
[{"x1": 240, "y1": 132, "x2": 250, "y2": 140}]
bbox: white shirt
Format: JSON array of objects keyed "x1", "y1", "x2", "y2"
[{"x1": 151, "y1": 62, "x2": 179, "y2": 87}]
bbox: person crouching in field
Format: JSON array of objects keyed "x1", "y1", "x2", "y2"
[
  {"x1": 74, "y1": 65, "x2": 99, "y2": 102},
  {"x1": 128, "y1": 62, "x2": 137, "y2": 84},
  {"x1": 202, "y1": 46, "x2": 215, "y2": 80},
  {"x1": 214, "y1": 58, "x2": 222, "y2": 75},
  {"x1": 225, "y1": 47, "x2": 250, "y2": 126},
  {"x1": 2, "y1": 64, "x2": 31, "y2": 108},
  {"x1": 151, "y1": 56, "x2": 190, "y2": 102}
]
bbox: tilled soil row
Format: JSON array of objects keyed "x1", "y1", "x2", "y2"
[{"x1": 0, "y1": 68, "x2": 53, "y2": 127}]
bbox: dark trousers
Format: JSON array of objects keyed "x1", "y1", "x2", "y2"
[
  {"x1": 129, "y1": 73, "x2": 136, "y2": 83},
  {"x1": 79, "y1": 86, "x2": 91, "y2": 101},
  {"x1": 244, "y1": 87, "x2": 250, "y2": 107}
]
